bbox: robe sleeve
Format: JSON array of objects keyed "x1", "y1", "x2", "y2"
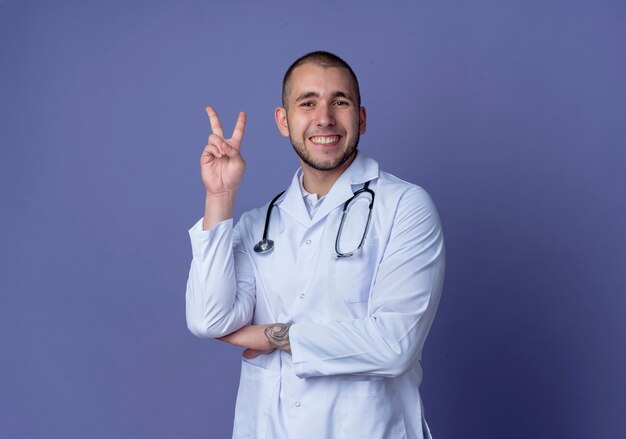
[{"x1": 185, "y1": 218, "x2": 256, "y2": 338}]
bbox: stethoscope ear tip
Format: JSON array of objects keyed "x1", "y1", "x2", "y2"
[{"x1": 254, "y1": 239, "x2": 274, "y2": 254}]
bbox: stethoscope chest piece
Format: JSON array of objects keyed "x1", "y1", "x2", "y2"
[
  {"x1": 254, "y1": 238, "x2": 275, "y2": 253},
  {"x1": 253, "y1": 190, "x2": 285, "y2": 255}
]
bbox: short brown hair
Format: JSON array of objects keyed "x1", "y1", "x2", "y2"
[{"x1": 282, "y1": 51, "x2": 361, "y2": 108}]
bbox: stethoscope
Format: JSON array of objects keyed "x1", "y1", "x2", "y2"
[{"x1": 254, "y1": 181, "x2": 375, "y2": 258}]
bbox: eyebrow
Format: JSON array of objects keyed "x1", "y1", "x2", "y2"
[{"x1": 295, "y1": 91, "x2": 354, "y2": 102}]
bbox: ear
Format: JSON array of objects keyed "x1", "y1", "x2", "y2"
[
  {"x1": 359, "y1": 106, "x2": 367, "y2": 134},
  {"x1": 274, "y1": 107, "x2": 290, "y2": 137}
]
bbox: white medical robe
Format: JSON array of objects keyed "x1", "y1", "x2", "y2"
[{"x1": 186, "y1": 152, "x2": 445, "y2": 438}]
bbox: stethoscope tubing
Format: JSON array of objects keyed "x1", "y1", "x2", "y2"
[
  {"x1": 334, "y1": 181, "x2": 374, "y2": 258},
  {"x1": 253, "y1": 190, "x2": 285, "y2": 253},
  {"x1": 254, "y1": 181, "x2": 375, "y2": 257}
]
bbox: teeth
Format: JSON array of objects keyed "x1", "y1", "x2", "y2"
[{"x1": 311, "y1": 136, "x2": 339, "y2": 145}]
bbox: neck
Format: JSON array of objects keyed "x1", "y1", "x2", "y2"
[{"x1": 301, "y1": 153, "x2": 356, "y2": 197}]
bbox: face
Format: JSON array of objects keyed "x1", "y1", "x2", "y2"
[{"x1": 275, "y1": 64, "x2": 366, "y2": 172}]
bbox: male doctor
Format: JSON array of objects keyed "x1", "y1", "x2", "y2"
[{"x1": 186, "y1": 51, "x2": 445, "y2": 438}]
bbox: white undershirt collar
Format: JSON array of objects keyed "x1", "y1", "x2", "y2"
[{"x1": 298, "y1": 171, "x2": 326, "y2": 218}]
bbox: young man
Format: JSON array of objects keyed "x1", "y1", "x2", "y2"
[{"x1": 186, "y1": 51, "x2": 445, "y2": 439}]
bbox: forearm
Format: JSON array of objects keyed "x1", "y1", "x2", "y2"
[
  {"x1": 216, "y1": 323, "x2": 292, "y2": 358},
  {"x1": 289, "y1": 308, "x2": 438, "y2": 379},
  {"x1": 290, "y1": 263, "x2": 444, "y2": 379},
  {"x1": 264, "y1": 323, "x2": 292, "y2": 354},
  {"x1": 203, "y1": 191, "x2": 236, "y2": 230}
]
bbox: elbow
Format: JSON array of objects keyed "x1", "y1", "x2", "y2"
[
  {"x1": 185, "y1": 292, "x2": 237, "y2": 338},
  {"x1": 374, "y1": 331, "x2": 422, "y2": 378},
  {"x1": 186, "y1": 313, "x2": 231, "y2": 339},
  {"x1": 187, "y1": 320, "x2": 215, "y2": 338},
  {"x1": 380, "y1": 349, "x2": 416, "y2": 378},
  {"x1": 185, "y1": 294, "x2": 253, "y2": 339}
]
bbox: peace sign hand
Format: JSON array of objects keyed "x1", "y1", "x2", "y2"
[{"x1": 201, "y1": 106, "x2": 247, "y2": 196}]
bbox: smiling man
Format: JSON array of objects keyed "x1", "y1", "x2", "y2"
[
  {"x1": 186, "y1": 51, "x2": 445, "y2": 439},
  {"x1": 277, "y1": 61, "x2": 365, "y2": 175}
]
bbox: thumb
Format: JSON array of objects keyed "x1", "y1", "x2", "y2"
[{"x1": 221, "y1": 141, "x2": 241, "y2": 158}]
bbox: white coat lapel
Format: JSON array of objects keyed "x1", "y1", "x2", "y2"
[
  {"x1": 310, "y1": 152, "x2": 380, "y2": 226},
  {"x1": 309, "y1": 173, "x2": 354, "y2": 225}
]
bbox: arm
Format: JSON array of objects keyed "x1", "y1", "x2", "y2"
[
  {"x1": 289, "y1": 187, "x2": 445, "y2": 378},
  {"x1": 185, "y1": 107, "x2": 254, "y2": 338},
  {"x1": 186, "y1": 218, "x2": 257, "y2": 338},
  {"x1": 216, "y1": 323, "x2": 293, "y2": 359}
]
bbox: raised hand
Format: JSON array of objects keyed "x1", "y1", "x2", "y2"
[{"x1": 201, "y1": 106, "x2": 246, "y2": 196}]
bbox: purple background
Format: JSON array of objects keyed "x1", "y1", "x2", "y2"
[{"x1": 1, "y1": 1, "x2": 625, "y2": 438}]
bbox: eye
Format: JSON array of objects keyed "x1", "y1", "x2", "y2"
[
  {"x1": 299, "y1": 101, "x2": 315, "y2": 108},
  {"x1": 333, "y1": 100, "x2": 349, "y2": 107}
]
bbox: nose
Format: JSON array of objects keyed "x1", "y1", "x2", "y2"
[{"x1": 316, "y1": 103, "x2": 335, "y2": 127}]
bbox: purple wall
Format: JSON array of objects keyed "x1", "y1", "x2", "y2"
[{"x1": 1, "y1": 1, "x2": 624, "y2": 438}]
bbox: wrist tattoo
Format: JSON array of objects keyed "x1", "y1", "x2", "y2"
[{"x1": 264, "y1": 323, "x2": 292, "y2": 354}]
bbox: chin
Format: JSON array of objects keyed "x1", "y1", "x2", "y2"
[
  {"x1": 305, "y1": 149, "x2": 358, "y2": 172},
  {"x1": 291, "y1": 135, "x2": 359, "y2": 172}
]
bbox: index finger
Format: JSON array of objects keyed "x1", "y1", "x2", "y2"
[
  {"x1": 231, "y1": 111, "x2": 246, "y2": 145},
  {"x1": 205, "y1": 106, "x2": 224, "y2": 138}
]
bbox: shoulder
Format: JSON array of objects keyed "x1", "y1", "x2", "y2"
[
  {"x1": 238, "y1": 204, "x2": 267, "y2": 227},
  {"x1": 234, "y1": 189, "x2": 286, "y2": 243},
  {"x1": 377, "y1": 169, "x2": 438, "y2": 215},
  {"x1": 373, "y1": 171, "x2": 444, "y2": 251},
  {"x1": 235, "y1": 202, "x2": 269, "y2": 239}
]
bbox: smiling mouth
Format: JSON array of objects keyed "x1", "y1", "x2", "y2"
[{"x1": 310, "y1": 135, "x2": 341, "y2": 145}]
